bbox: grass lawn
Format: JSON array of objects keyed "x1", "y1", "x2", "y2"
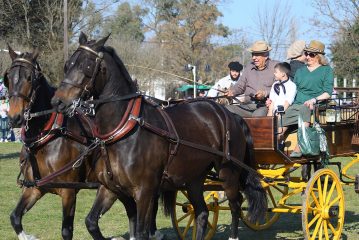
[{"x1": 0, "y1": 142, "x2": 358, "y2": 239}]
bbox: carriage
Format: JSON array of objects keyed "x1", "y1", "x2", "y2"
[
  {"x1": 5, "y1": 34, "x2": 359, "y2": 240},
  {"x1": 171, "y1": 99, "x2": 359, "y2": 240}
]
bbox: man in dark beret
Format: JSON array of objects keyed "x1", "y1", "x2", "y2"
[{"x1": 207, "y1": 61, "x2": 243, "y2": 101}]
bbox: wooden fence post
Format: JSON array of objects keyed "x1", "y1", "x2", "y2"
[
  {"x1": 353, "y1": 79, "x2": 357, "y2": 98},
  {"x1": 343, "y1": 78, "x2": 347, "y2": 99}
]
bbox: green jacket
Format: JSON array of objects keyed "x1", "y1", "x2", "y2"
[{"x1": 293, "y1": 65, "x2": 334, "y2": 104}]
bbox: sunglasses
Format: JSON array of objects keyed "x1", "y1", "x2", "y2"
[{"x1": 304, "y1": 51, "x2": 318, "y2": 58}]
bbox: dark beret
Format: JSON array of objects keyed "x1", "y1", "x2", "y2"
[{"x1": 228, "y1": 61, "x2": 243, "y2": 72}]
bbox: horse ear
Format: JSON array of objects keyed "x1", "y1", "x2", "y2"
[
  {"x1": 7, "y1": 44, "x2": 18, "y2": 61},
  {"x1": 94, "y1": 33, "x2": 111, "y2": 48},
  {"x1": 32, "y1": 48, "x2": 40, "y2": 60},
  {"x1": 79, "y1": 32, "x2": 88, "y2": 45}
]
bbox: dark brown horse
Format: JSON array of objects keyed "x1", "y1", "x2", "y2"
[
  {"x1": 51, "y1": 32, "x2": 267, "y2": 240},
  {"x1": 4, "y1": 47, "x2": 160, "y2": 240}
]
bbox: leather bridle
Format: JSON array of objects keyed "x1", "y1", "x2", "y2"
[
  {"x1": 61, "y1": 45, "x2": 104, "y2": 100},
  {"x1": 7, "y1": 57, "x2": 41, "y2": 104},
  {"x1": 7, "y1": 58, "x2": 43, "y2": 125}
]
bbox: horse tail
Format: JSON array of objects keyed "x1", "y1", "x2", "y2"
[
  {"x1": 234, "y1": 114, "x2": 267, "y2": 223},
  {"x1": 160, "y1": 190, "x2": 176, "y2": 217}
]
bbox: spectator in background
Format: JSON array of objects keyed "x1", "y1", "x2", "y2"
[
  {"x1": 0, "y1": 78, "x2": 8, "y2": 98},
  {"x1": 287, "y1": 40, "x2": 306, "y2": 79},
  {"x1": 0, "y1": 96, "x2": 9, "y2": 142}
]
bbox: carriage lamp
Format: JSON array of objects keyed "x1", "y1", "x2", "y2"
[
  {"x1": 326, "y1": 101, "x2": 338, "y2": 144},
  {"x1": 325, "y1": 102, "x2": 336, "y2": 123}
]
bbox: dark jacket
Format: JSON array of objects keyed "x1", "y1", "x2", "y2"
[{"x1": 289, "y1": 60, "x2": 305, "y2": 80}]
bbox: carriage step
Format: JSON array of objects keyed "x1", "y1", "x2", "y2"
[{"x1": 355, "y1": 174, "x2": 359, "y2": 193}]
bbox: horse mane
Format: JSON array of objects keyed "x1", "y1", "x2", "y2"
[{"x1": 99, "y1": 46, "x2": 138, "y2": 93}]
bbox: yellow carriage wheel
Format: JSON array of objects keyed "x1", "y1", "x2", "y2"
[
  {"x1": 171, "y1": 190, "x2": 219, "y2": 240},
  {"x1": 240, "y1": 183, "x2": 288, "y2": 230},
  {"x1": 302, "y1": 169, "x2": 345, "y2": 240}
]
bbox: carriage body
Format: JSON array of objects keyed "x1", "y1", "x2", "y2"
[{"x1": 173, "y1": 99, "x2": 359, "y2": 240}]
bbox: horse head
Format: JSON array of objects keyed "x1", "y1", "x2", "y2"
[{"x1": 4, "y1": 45, "x2": 45, "y2": 127}]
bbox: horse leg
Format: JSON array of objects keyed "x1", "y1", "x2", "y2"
[
  {"x1": 117, "y1": 192, "x2": 137, "y2": 240},
  {"x1": 85, "y1": 186, "x2": 118, "y2": 240},
  {"x1": 186, "y1": 180, "x2": 208, "y2": 240},
  {"x1": 10, "y1": 187, "x2": 44, "y2": 240},
  {"x1": 149, "y1": 193, "x2": 164, "y2": 240},
  {"x1": 61, "y1": 189, "x2": 77, "y2": 240},
  {"x1": 219, "y1": 167, "x2": 241, "y2": 240},
  {"x1": 135, "y1": 188, "x2": 158, "y2": 240}
]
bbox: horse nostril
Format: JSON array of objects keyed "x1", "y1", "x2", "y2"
[{"x1": 9, "y1": 115, "x2": 22, "y2": 128}]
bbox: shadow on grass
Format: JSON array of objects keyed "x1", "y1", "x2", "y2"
[
  {"x1": 0, "y1": 152, "x2": 20, "y2": 160},
  {"x1": 114, "y1": 228, "x2": 178, "y2": 240}
]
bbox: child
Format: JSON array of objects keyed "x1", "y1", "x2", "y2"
[{"x1": 267, "y1": 62, "x2": 297, "y2": 116}]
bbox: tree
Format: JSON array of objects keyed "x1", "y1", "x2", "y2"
[
  {"x1": 311, "y1": 0, "x2": 359, "y2": 78},
  {"x1": 331, "y1": 19, "x2": 359, "y2": 79},
  {"x1": 102, "y1": 2, "x2": 146, "y2": 42},
  {"x1": 253, "y1": 0, "x2": 296, "y2": 60},
  {"x1": 141, "y1": 0, "x2": 230, "y2": 82},
  {"x1": 311, "y1": 0, "x2": 359, "y2": 37}
]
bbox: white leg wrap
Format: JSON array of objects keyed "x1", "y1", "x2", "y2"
[
  {"x1": 150, "y1": 230, "x2": 164, "y2": 240},
  {"x1": 228, "y1": 238, "x2": 239, "y2": 240},
  {"x1": 18, "y1": 231, "x2": 39, "y2": 240}
]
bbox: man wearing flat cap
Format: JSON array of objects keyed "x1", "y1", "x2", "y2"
[
  {"x1": 207, "y1": 61, "x2": 243, "y2": 101},
  {"x1": 227, "y1": 40, "x2": 279, "y2": 117}
]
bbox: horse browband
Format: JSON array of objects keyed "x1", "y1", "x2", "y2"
[
  {"x1": 13, "y1": 58, "x2": 38, "y2": 70},
  {"x1": 79, "y1": 45, "x2": 103, "y2": 58}
]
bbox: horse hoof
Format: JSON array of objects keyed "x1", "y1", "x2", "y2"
[
  {"x1": 150, "y1": 230, "x2": 165, "y2": 240},
  {"x1": 18, "y1": 231, "x2": 39, "y2": 240},
  {"x1": 110, "y1": 237, "x2": 126, "y2": 240}
]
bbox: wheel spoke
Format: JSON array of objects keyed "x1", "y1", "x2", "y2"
[
  {"x1": 328, "y1": 196, "x2": 341, "y2": 208},
  {"x1": 311, "y1": 218, "x2": 323, "y2": 240},
  {"x1": 183, "y1": 214, "x2": 194, "y2": 237},
  {"x1": 181, "y1": 190, "x2": 189, "y2": 200},
  {"x1": 178, "y1": 212, "x2": 192, "y2": 223},
  {"x1": 308, "y1": 213, "x2": 321, "y2": 228},
  {"x1": 310, "y1": 191, "x2": 321, "y2": 208},
  {"x1": 326, "y1": 181, "x2": 336, "y2": 205},
  {"x1": 207, "y1": 220, "x2": 214, "y2": 230},
  {"x1": 267, "y1": 188, "x2": 277, "y2": 208},
  {"x1": 322, "y1": 175, "x2": 329, "y2": 202},
  {"x1": 327, "y1": 221, "x2": 337, "y2": 235},
  {"x1": 319, "y1": 218, "x2": 324, "y2": 240},
  {"x1": 317, "y1": 178, "x2": 324, "y2": 205},
  {"x1": 323, "y1": 220, "x2": 330, "y2": 239}
]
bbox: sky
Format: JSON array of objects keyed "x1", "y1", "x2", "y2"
[{"x1": 217, "y1": 0, "x2": 329, "y2": 45}]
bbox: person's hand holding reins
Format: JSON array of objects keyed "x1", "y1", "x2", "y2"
[{"x1": 226, "y1": 89, "x2": 233, "y2": 97}]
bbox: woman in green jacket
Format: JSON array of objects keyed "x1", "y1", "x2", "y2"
[{"x1": 279, "y1": 40, "x2": 334, "y2": 157}]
